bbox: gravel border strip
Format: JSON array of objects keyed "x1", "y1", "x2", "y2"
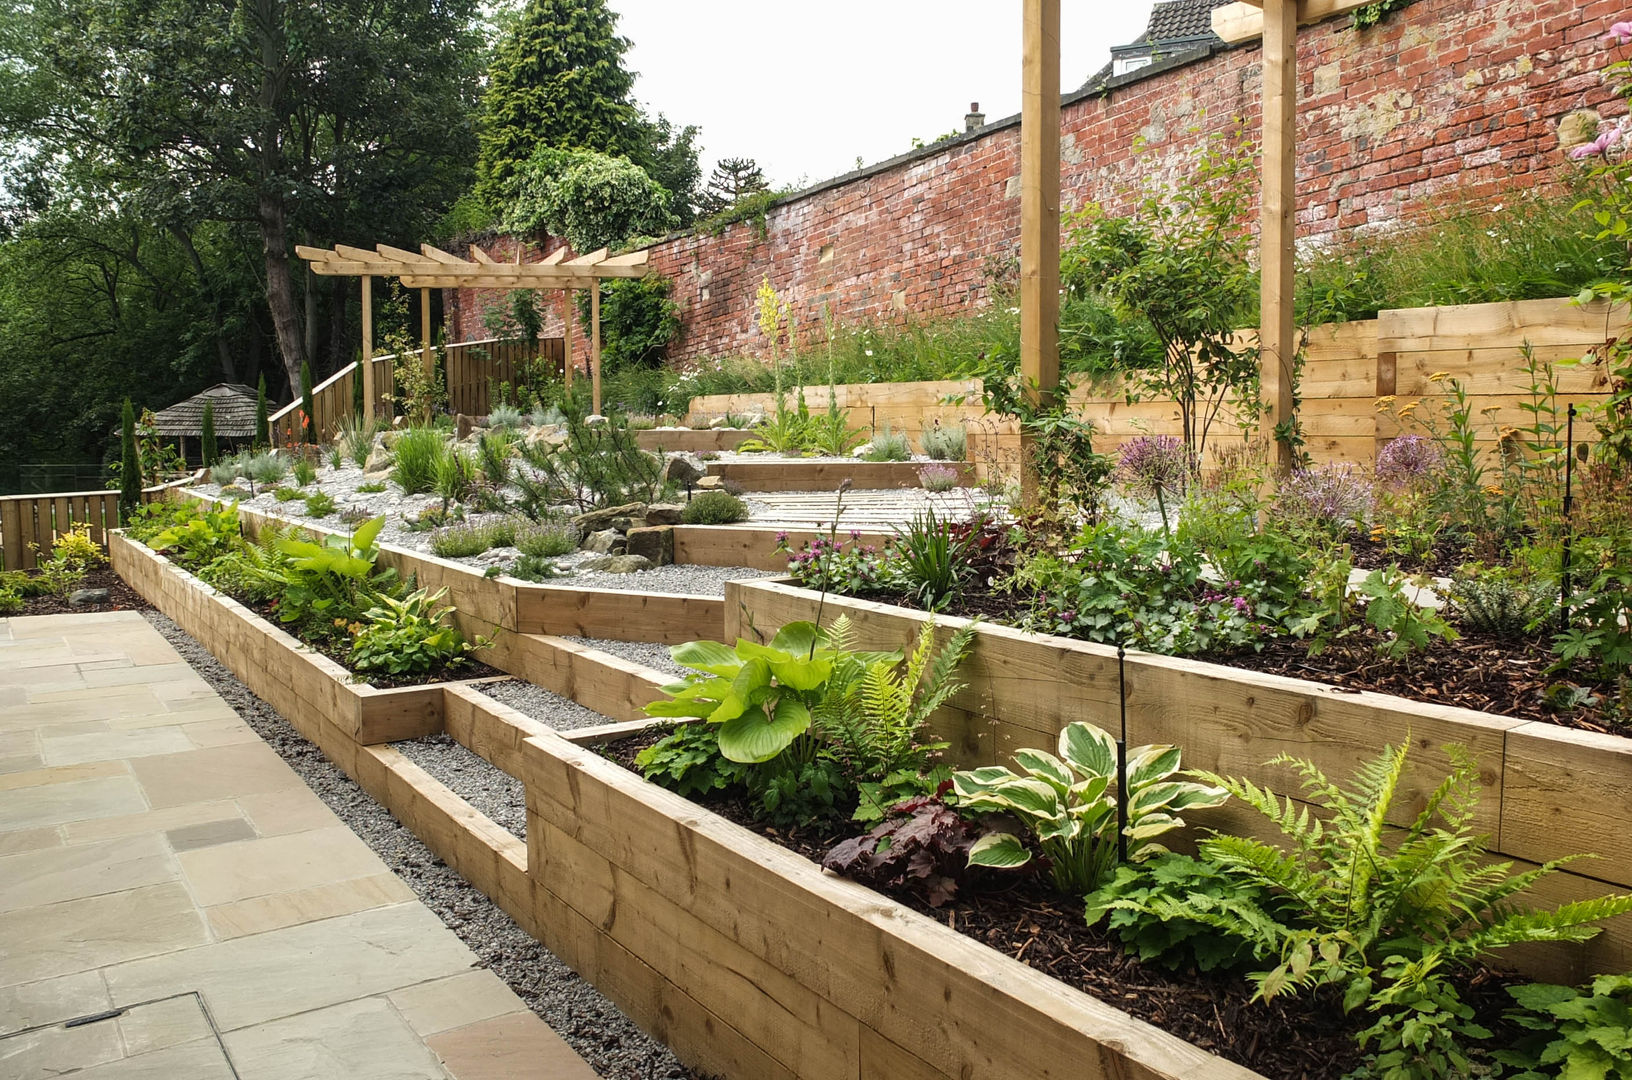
[
  {"x1": 561, "y1": 637, "x2": 685, "y2": 678},
  {"x1": 476, "y1": 678, "x2": 619, "y2": 732},
  {"x1": 142, "y1": 611, "x2": 695, "y2": 1080}
]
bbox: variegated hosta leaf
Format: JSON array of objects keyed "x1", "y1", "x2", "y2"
[
  {"x1": 1129, "y1": 780, "x2": 1230, "y2": 817},
  {"x1": 1059, "y1": 721, "x2": 1117, "y2": 778},
  {"x1": 952, "y1": 767, "x2": 1014, "y2": 799},
  {"x1": 1068, "y1": 775, "x2": 1112, "y2": 806},
  {"x1": 1126, "y1": 744, "x2": 1182, "y2": 790},
  {"x1": 967, "y1": 832, "x2": 1033, "y2": 869},
  {"x1": 1013, "y1": 748, "x2": 1073, "y2": 792},
  {"x1": 971, "y1": 777, "x2": 1063, "y2": 820}
]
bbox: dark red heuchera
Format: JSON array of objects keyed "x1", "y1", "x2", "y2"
[{"x1": 821, "y1": 784, "x2": 980, "y2": 908}]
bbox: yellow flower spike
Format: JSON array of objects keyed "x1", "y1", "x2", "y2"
[
  {"x1": 1427, "y1": 371, "x2": 1452, "y2": 383},
  {"x1": 1398, "y1": 401, "x2": 1421, "y2": 417},
  {"x1": 1374, "y1": 395, "x2": 1397, "y2": 411}
]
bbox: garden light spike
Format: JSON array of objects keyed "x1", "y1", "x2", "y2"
[{"x1": 1560, "y1": 404, "x2": 1576, "y2": 634}]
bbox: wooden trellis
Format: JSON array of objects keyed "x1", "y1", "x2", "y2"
[
  {"x1": 1018, "y1": 0, "x2": 1374, "y2": 491},
  {"x1": 295, "y1": 242, "x2": 653, "y2": 417}
]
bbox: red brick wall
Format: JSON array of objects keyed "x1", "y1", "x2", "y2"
[{"x1": 448, "y1": 0, "x2": 1624, "y2": 366}]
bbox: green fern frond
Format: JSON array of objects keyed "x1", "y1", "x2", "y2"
[
  {"x1": 908, "y1": 620, "x2": 976, "y2": 730},
  {"x1": 1201, "y1": 834, "x2": 1327, "y2": 912},
  {"x1": 1193, "y1": 770, "x2": 1327, "y2": 858}
]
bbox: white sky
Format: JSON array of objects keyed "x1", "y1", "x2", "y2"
[{"x1": 612, "y1": 2, "x2": 1156, "y2": 190}]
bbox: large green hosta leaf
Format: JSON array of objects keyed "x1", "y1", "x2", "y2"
[
  {"x1": 670, "y1": 639, "x2": 743, "y2": 678},
  {"x1": 717, "y1": 696, "x2": 812, "y2": 763}
]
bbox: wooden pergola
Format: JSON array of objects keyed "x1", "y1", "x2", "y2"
[
  {"x1": 295, "y1": 242, "x2": 654, "y2": 417},
  {"x1": 1017, "y1": 0, "x2": 1374, "y2": 495}
]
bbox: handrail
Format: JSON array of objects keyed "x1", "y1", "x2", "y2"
[{"x1": 266, "y1": 336, "x2": 529, "y2": 424}]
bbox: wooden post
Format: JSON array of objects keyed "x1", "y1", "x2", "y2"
[
  {"x1": 360, "y1": 275, "x2": 374, "y2": 421},
  {"x1": 1019, "y1": 0, "x2": 1062, "y2": 506},
  {"x1": 591, "y1": 284, "x2": 602, "y2": 415},
  {"x1": 1260, "y1": 0, "x2": 1298, "y2": 477},
  {"x1": 564, "y1": 289, "x2": 575, "y2": 391},
  {"x1": 420, "y1": 287, "x2": 434, "y2": 381}
]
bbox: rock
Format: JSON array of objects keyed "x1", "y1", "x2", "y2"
[
  {"x1": 585, "y1": 414, "x2": 608, "y2": 426},
  {"x1": 625, "y1": 526, "x2": 673, "y2": 566},
  {"x1": 695, "y1": 475, "x2": 744, "y2": 495},
  {"x1": 610, "y1": 516, "x2": 637, "y2": 532},
  {"x1": 578, "y1": 554, "x2": 651, "y2": 574},
  {"x1": 363, "y1": 446, "x2": 393, "y2": 475},
  {"x1": 573, "y1": 502, "x2": 647, "y2": 532},
  {"x1": 219, "y1": 485, "x2": 250, "y2": 499},
  {"x1": 582, "y1": 528, "x2": 626, "y2": 555},
  {"x1": 663, "y1": 452, "x2": 706, "y2": 486},
  {"x1": 643, "y1": 503, "x2": 685, "y2": 526},
  {"x1": 68, "y1": 588, "x2": 109, "y2": 607},
  {"x1": 709, "y1": 416, "x2": 728, "y2": 429},
  {"x1": 379, "y1": 430, "x2": 400, "y2": 450}
]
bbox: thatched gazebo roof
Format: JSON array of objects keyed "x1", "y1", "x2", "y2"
[{"x1": 151, "y1": 383, "x2": 258, "y2": 438}]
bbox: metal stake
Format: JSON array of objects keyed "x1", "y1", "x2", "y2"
[
  {"x1": 1116, "y1": 643, "x2": 1128, "y2": 865},
  {"x1": 1560, "y1": 404, "x2": 1577, "y2": 635}
]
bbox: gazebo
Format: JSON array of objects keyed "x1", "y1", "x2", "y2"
[{"x1": 151, "y1": 383, "x2": 259, "y2": 464}]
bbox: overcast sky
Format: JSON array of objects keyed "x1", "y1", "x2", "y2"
[{"x1": 611, "y1": 2, "x2": 1155, "y2": 190}]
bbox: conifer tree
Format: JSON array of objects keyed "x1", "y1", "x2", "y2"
[
  {"x1": 697, "y1": 158, "x2": 770, "y2": 218},
  {"x1": 255, "y1": 376, "x2": 270, "y2": 448},
  {"x1": 119, "y1": 400, "x2": 141, "y2": 521},
  {"x1": 475, "y1": 0, "x2": 642, "y2": 210}
]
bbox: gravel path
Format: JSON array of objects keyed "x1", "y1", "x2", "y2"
[
  {"x1": 142, "y1": 611, "x2": 696, "y2": 1080},
  {"x1": 477, "y1": 679, "x2": 618, "y2": 731},
  {"x1": 562, "y1": 637, "x2": 683, "y2": 678},
  {"x1": 394, "y1": 734, "x2": 527, "y2": 840},
  {"x1": 570, "y1": 564, "x2": 772, "y2": 597}
]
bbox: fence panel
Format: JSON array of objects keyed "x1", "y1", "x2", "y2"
[{"x1": 0, "y1": 482, "x2": 181, "y2": 570}]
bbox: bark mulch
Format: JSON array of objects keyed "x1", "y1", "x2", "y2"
[{"x1": 14, "y1": 565, "x2": 152, "y2": 616}]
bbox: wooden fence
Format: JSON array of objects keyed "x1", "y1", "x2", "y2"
[
  {"x1": 0, "y1": 478, "x2": 192, "y2": 570},
  {"x1": 269, "y1": 336, "x2": 564, "y2": 445},
  {"x1": 683, "y1": 297, "x2": 1624, "y2": 470}
]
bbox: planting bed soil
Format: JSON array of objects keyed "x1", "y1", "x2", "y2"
[
  {"x1": 823, "y1": 575, "x2": 1623, "y2": 733},
  {"x1": 586, "y1": 734, "x2": 1519, "y2": 1080},
  {"x1": 10, "y1": 565, "x2": 152, "y2": 616},
  {"x1": 140, "y1": 610, "x2": 695, "y2": 1080}
]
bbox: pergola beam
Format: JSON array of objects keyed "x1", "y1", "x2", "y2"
[{"x1": 1211, "y1": 0, "x2": 1374, "y2": 44}]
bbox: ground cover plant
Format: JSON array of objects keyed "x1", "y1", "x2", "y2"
[{"x1": 125, "y1": 500, "x2": 487, "y2": 685}]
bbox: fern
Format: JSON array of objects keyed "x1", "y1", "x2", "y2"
[{"x1": 1179, "y1": 742, "x2": 1632, "y2": 1012}]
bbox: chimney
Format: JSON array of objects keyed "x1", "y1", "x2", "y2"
[{"x1": 964, "y1": 102, "x2": 985, "y2": 133}]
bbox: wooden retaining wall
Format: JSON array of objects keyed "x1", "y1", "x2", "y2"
[
  {"x1": 704, "y1": 460, "x2": 977, "y2": 493},
  {"x1": 684, "y1": 297, "x2": 1627, "y2": 470},
  {"x1": 726, "y1": 578, "x2": 1632, "y2": 984},
  {"x1": 113, "y1": 527, "x2": 1268, "y2": 1080},
  {"x1": 632, "y1": 428, "x2": 756, "y2": 453},
  {"x1": 268, "y1": 337, "x2": 564, "y2": 446}
]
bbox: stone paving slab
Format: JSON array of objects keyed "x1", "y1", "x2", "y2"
[{"x1": 0, "y1": 610, "x2": 599, "y2": 1080}]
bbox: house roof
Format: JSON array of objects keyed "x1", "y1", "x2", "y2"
[
  {"x1": 1144, "y1": 0, "x2": 1233, "y2": 44},
  {"x1": 151, "y1": 383, "x2": 259, "y2": 438}
]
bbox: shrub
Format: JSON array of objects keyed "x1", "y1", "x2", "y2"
[
  {"x1": 339, "y1": 416, "x2": 380, "y2": 467},
  {"x1": 255, "y1": 375, "x2": 270, "y2": 448},
  {"x1": 0, "y1": 578, "x2": 24, "y2": 614},
  {"x1": 209, "y1": 460, "x2": 240, "y2": 486},
  {"x1": 432, "y1": 446, "x2": 477, "y2": 511},
  {"x1": 357, "y1": 481, "x2": 386, "y2": 494},
  {"x1": 476, "y1": 429, "x2": 516, "y2": 492},
  {"x1": 243, "y1": 453, "x2": 288, "y2": 488},
  {"x1": 681, "y1": 490, "x2": 748, "y2": 525},
  {"x1": 430, "y1": 523, "x2": 493, "y2": 558},
  {"x1": 860, "y1": 427, "x2": 912, "y2": 462},
  {"x1": 302, "y1": 491, "x2": 336, "y2": 517},
  {"x1": 484, "y1": 516, "x2": 519, "y2": 548},
  {"x1": 119, "y1": 399, "x2": 141, "y2": 521},
  {"x1": 200, "y1": 401, "x2": 218, "y2": 467},
  {"x1": 890, "y1": 505, "x2": 971, "y2": 612},
  {"x1": 510, "y1": 553, "x2": 562, "y2": 580},
  {"x1": 1496, "y1": 975, "x2": 1632, "y2": 1079},
  {"x1": 391, "y1": 428, "x2": 443, "y2": 495},
  {"x1": 272, "y1": 486, "x2": 303, "y2": 503},
  {"x1": 486, "y1": 404, "x2": 525, "y2": 430},
  {"x1": 920, "y1": 422, "x2": 967, "y2": 462},
  {"x1": 917, "y1": 464, "x2": 959, "y2": 493},
  {"x1": 292, "y1": 458, "x2": 316, "y2": 486},
  {"x1": 515, "y1": 516, "x2": 580, "y2": 557}
]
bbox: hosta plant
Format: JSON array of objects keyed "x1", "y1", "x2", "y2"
[
  {"x1": 350, "y1": 587, "x2": 480, "y2": 677},
  {"x1": 954, "y1": 721, "x2": 1228, "y2": 895}
]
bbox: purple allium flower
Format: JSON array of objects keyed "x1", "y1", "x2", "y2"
[
  {"x1": 1375, "y1": 435, "x2": 1443, "y2": 489},
  {"x1": 1116, "y1": 435, "x2": 1190, "y2": 498},
  {"x1": 1276, "y1": 464, "x2": 1372, "y2": 532}
]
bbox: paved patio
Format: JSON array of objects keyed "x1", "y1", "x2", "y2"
[{"x1": 0, "y1": 609, "x2": 599, "y2": 1080}]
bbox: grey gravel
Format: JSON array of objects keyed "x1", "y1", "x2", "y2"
[
  {"x1": 478, "y1": 678, "x2": 618, "y2": 731},
  {"x1": 571, "y1": 563, "x2": 773, "y2": 597},
  {"x1": 394, "y1": 734, "x2": 526, "y2": 840},
  {"x1": 142, "y1": 610, "x2": 696, "y2": 1080},
  {"x1": 562, "y1": 637, "x2": 684, "y2": 678}
]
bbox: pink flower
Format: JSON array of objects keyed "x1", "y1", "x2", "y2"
[
  {"x1": 1570, "y1": 123, "x2": 1621, "y2": 159},
  {"x1": 1609, "y1": 20, "x2": 1632, "y2": 44}
]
